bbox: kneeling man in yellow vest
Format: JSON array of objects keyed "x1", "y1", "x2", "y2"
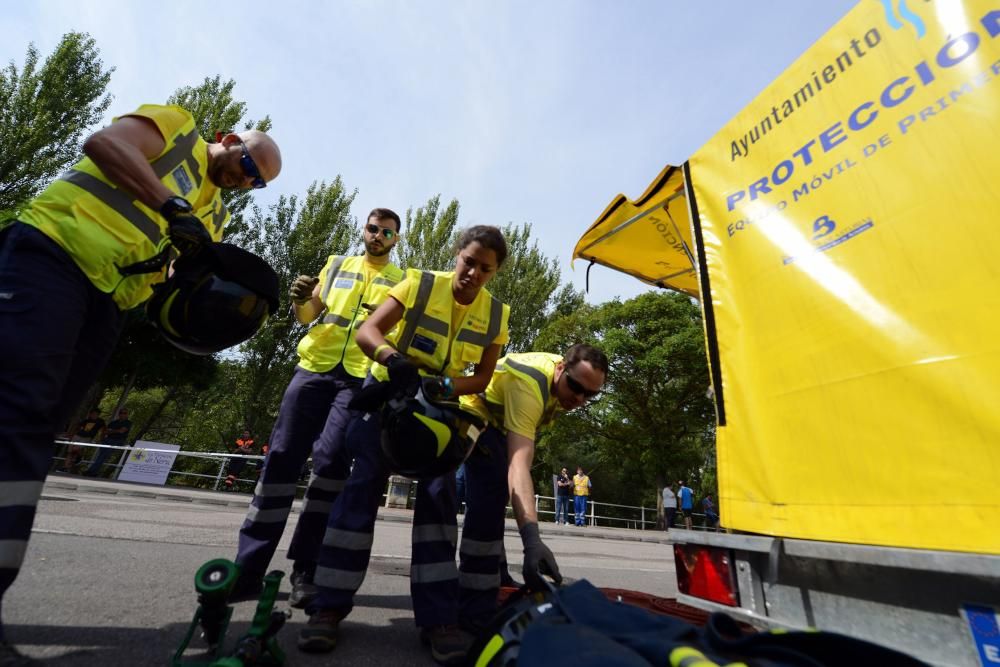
[{"x1": 457, "y1": 344, "x2": 609, "y2": 629}]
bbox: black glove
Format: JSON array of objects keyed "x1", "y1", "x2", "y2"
[
  {"x1": 290, "y1": 275, "x2": 319, "y2": 305},
  {"x1": 386, "y1": 353, "x2": 420, "y2": 398},
  {"x1": 421, "y1": 375, "x2": 454, "y2": 401},
  {"x1": 348, "y1": 381, "x2": 393, "y2": 412},
  {"x1": 519, "y1": 522, "x2": 562, "y2": 590},
  {"x1": 161, "y1": 195, "x2": 211, "y2": 255}
]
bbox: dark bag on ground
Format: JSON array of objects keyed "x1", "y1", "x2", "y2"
[{"x1": 468, "y1": 579, "x2": 928, "y2": 667}]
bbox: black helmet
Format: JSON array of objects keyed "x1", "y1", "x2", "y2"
[
  {"x1": 147, "y1": 243, "x2": 279, "y2": 355},
  {"x1": 380, "y1": 388, "x2": 485, "y2": 479}
]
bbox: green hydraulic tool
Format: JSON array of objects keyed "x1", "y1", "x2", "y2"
[{"x1": 172, "y1": 559, "x2": 287, "y2": 666}]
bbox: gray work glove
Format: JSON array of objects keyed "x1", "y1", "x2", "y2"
[
  {"x1": 290, "y1": 275, "x2": 319, "y2": 305},
  {"x1": 519, "y1": 522, "x2": 562, "y2": 590}
]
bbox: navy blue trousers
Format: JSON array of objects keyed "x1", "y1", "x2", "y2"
[
  {"x1": 236, "y1": 365, "x2": 359, "y2": 578},
  {"x1": 458, "y1": 426, "x2": 509, "y2": 624},
  {"x1": 0, "y1": 223, "x2": 124, "y2": 639},
  {"x1": 311, "y1": 396, "x2": 459, "y2": 628}
]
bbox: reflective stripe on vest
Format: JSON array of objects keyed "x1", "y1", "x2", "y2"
[
  {"x1": 298, "y1": 254, "x2": 402, "y2": 375},
  {"x1": 502, "y1": 358, "x2": 550, "y2": 404},
  {"x1": 59, "y1": 170, "x2": 162, "y2": 245},
  {"x1": 388, "y1": 270, "x2": 505, "y2": 376},
  {"x1": 57, "y1": 127, "x2": 202, "y2": 247},
  {"x1": 397, "y1": 271, "x2": 444, "y2": 353}
]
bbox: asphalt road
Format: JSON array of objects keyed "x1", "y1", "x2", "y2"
[{"x1": 5, "y1": 477, "x2": 677, "y2": 666}]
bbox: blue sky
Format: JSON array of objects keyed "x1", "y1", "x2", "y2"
[{"x1": 4, "y1": 0, "x2": 857, "y2": 304}]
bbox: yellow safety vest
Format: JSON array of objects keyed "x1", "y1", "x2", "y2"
[
  {"x1": 18, "y1": 104, "x2": 227, "y2": 310},
  {"x1": 469, "y1": 352, "x2": 562, "y2": 433},
  {"x1": 372, "y1": 269, "x2": 509, "y2": 380},
  {"x1": 574, "y1": 474, "x2": 591, "y2": 496},
  {"x1": 297, "y1": 254, "x2": 404, "y2": 377}
]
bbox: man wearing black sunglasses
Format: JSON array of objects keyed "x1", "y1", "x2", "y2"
[
  {"x1": 454, "y1": 343, "x2": 608, "y2": 632},
  {"x1": 231, "y1": 209, "x2": 404, "y2": 608},
  {"x1": 0, "y1": 103, "x2": 281, "y2": 664}
]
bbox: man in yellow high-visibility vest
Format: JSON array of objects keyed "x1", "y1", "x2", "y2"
[
  {"x1": 232, "y1": 209, "x2": 404, "y2": 607},
  {"x1": 0, "y1": 103, "x2": 281, "y2": 663},
  {"x1": 457, "y1": 343, "x2": 608, "y2": 630}
]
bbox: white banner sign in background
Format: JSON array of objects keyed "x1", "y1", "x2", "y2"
[{"x1": 117, "y1": 440, "x2": 180, "y2": 486}]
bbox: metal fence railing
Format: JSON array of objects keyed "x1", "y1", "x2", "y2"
[
  {"x1": 531, "y1": 493, "x2": 718, "y2": 531},
  {"x1": 51, "y1": 440, "x2": 719, "y2": 531},
  {"x1": 51, "y1": 439, "x2": 286, "y2": 493}
]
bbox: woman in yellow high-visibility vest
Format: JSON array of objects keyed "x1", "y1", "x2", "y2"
[{"x1": 300, "y1": 226, "x2": 511, "y2": 665}]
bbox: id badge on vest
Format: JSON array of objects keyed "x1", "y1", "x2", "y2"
[{"x1": 411, "y1": 334, "x2": 437, "y2": 354}]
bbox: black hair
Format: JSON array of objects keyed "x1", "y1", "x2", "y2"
[
  {"x1": 564, "y1": 343, "x2": 609, "y2": 376},
  {"x1": 456, "y1": 225, "x2": 508, "y2": 266},
  {"x1": 369, "y1": 208, "x2": 402, "y2": 232}
]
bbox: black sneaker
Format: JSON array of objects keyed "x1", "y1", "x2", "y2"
[
  {"x1": 419, "y1": 625, "x2": 473, "y2": 666},
  {"x1": 297, "y1": 609, "x2": 345, "y2": 653},
  {"x1": 289, "y1": 570, "x2": 318, "y2": 609},
  {"x1": 0, "y1": 642, "x2": 41, "y2": 667},
  {"x1": 227, "y1": 573, "x2": 263, "y2": 602}
]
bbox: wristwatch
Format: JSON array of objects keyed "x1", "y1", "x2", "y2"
[{"x1": 160, "y1": 195, "x2": 193, "y2": 218}]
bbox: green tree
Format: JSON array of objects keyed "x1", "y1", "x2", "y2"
[
  {"x1": 395, "y1": 195, "x2": 461, "y2": 271},
  {"x1": 0, "y1": 32, "x2": 113, "y2": 216},
  {"x1": 533, "y1": 291, "x2": 716, "y2": 510},
  {"x1": 219, "y1": 178, "x2": 360, "y2": 440},
  {"x1": 488, "y1": 223, "x2": 563, "y2": 352},
  {"x1": 167, "y1": 75, "x2": 272, "y2": 234}
]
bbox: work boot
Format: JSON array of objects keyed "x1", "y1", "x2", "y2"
[
  {"x1": 297, "y1": 609, "x2": 345, "y2": 653},
  {"x1": 0, "y1": 642, "x2": 41, "y2": 667},
  {"x1": 227, "y1": 572, "x2": 263, "y2": 602},
  {"x1": 419, "y1": 625, "x2": 473, "y2": 666},
  {"x1": 288, "y1": 569, "x2": 318, "y2": 609}
]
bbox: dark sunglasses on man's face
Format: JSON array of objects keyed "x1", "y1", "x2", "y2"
[
  {"x1": 564, "y1": 372, "x2": 600, "y2": 399},
  {"x1": 365, "y1": 223, "x2": 396, "y2": 240},
  {"x1": 239, "y1": 141, "x2": 267, "y2": 189}
]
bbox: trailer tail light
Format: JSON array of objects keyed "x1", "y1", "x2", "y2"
[{"x1": 673, "y1": 543, "x2": 739, "y2": 607}]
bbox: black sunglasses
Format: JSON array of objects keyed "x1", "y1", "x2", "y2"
[
  {"x1": 563, "y1": 372, "x2": 600, "y2": 399},
  {"x1": 365, "y1": 223, "x2": 396, "y2": 240},
  {"x1": 239, "y1": 141, "x2": 267, "y2": 189}
]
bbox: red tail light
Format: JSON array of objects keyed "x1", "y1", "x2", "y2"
[{"x1": 673, "y1": 543, "x2": 739, "y2": 607}]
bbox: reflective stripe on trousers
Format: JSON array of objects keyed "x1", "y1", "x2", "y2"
[
  {"x1": 459, "y1": 425, "x2": 509, "y2": 621},
  {"x1": 311, "y1": 392, "x2": 460, "y2": 627},
  {"x1": 0, "y1": 223, "x2": 124, "y2": 606},
  {"x1": 235, "y1": 365, "x2": 359, "y2": 576}
]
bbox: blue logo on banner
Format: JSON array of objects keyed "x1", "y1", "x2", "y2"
[
  {"x1": 963, "y1": 603, "x2": 1000, "y2": 666},
  {"x1": 879, "y1": 0, "x2": 926, "y2": 38}
]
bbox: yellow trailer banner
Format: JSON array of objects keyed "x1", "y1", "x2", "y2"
[{"x1": 691, "y1": 0, "x2": 1000, "y2": 553}]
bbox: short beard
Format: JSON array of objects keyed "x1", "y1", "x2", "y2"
[{"x1": 364, "y1": 240, "x2": 392, "y2": 257}]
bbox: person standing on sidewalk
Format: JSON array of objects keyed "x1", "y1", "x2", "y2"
[
  {"x1": 84, "y1": 407, "x2": 132, "y2": 477},
  {"x1": 457, "y1": 345, "x2": 608, "y2": 631},
  {"x1": 573, "y1": 466, "x2": 592, "y2": 526},
  {"x1": 62, "y1": 409, "x2": 105, "y2": 473},
  {"x1": 223, "y1": 430, "x2": 256, "y2": 490},
  {"x1": 232, "y1": 210, "x2": 404, "y2": 606},
  {"x1": 678, "y1": 480, "x2": 695, "y2": 530},
  {"x1": 555, "y1": 467, "x2": 572, "y2": 524},
  {"x1": 662, "y1": 482, "x2": 677, "y2": 531}
]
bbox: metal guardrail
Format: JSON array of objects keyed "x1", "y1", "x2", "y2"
[
  {"x1": 531, "y1": 493, "x2": 718, "y2": 531},
  {"x1": 52, "y1": 439, "x2": 285, "y2": 493},
  {"x1": 52, "y1": 439, "x2": 720, "y2": 531}
]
